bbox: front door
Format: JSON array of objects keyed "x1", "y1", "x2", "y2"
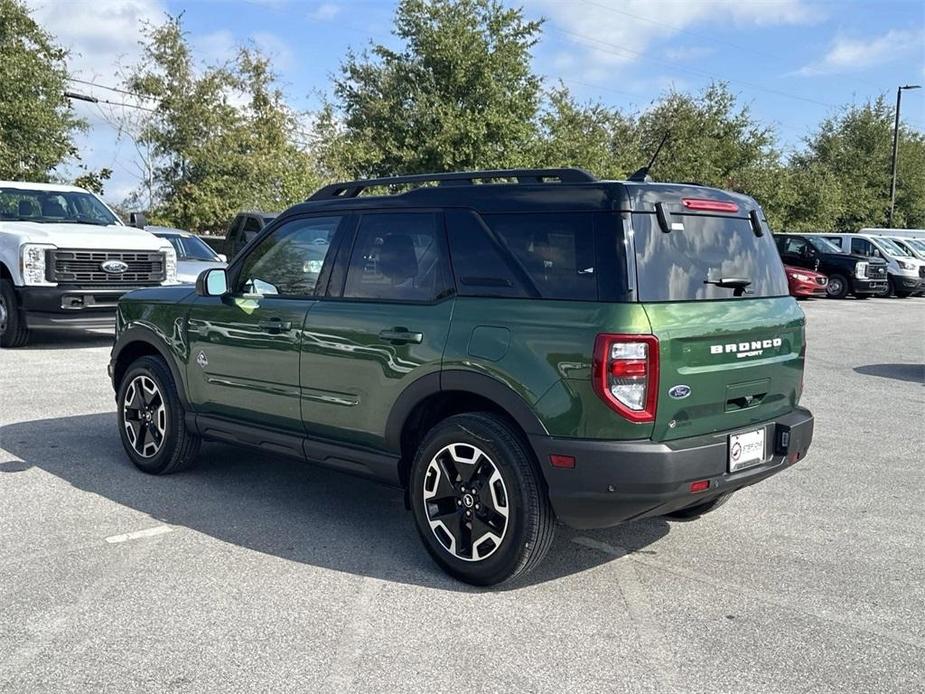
[
  {"x1": 186, "y1": 214, "x2": 347, "y2": 433},
  {"x1": 300, "y1": 211, "x2": 454, "y2": 450},
  {"x1": 778, "y1": 235, "x2": 813, "y2": 270}
]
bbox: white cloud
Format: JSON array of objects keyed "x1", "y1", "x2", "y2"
[
  {"x1": 252, "y1": 32, "x2": 294, "y2": 71},
  {"x1": 663, "y1": 46, "x2": 716, "y2": 62},
  {"x1": 25, "y1": 0, "x2": 164, "y2": 81},
  {"x1": 308, "y1": 3, "x2": 341, "y2": 22},
  {"x1": 796, "y1": 29, "x2": 925, "y2": 76},
  {"x1": 533, "y1": 0, "x2": 819, "y2": 72}
]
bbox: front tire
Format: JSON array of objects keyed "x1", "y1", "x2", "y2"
[
  {"x1": 409, "y1": 413, "x2": 555, "y2": 586},
  {"x1": 116, "y1": 355, "x2": 200, "y2": 474},
  {"x1": 825, "y1": 274, "x2": 849, "y2": 299},
  {"x1": 0, "y1": 279, "x2": 30, "y2": 348}
]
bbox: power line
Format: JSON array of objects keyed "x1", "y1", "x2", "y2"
[
  {"x1": 65, "y1": 90, "x2": 157, "y2": 113},
  {"x1": 67, "y1": 77, "x2": 155, "y2": 102}
]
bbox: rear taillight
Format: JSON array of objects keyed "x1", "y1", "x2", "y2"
[
  {"x1": 592, "y1": 334, "x2": 659, "y2": 423},
  {"x1": 682, "y1": 198, "x2": 739, "y2": 213}
]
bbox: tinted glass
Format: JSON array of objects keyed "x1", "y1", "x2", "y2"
[
  {"x1": 480, "y1": 212, "x2": 597, "y2": 300},
  {"x1": 850, "y1": 238, "x2": 872, "y2": 255},
  {"x1": 243, "y1": 217, "x2": 262, "y2": 232},
  {"x1": 0, "y1": 187, "x2": 119, "y2": 225},
  {"x1": 343, "y1": 212, "x2": 451, "y2": 302},
  {"x1": 632, "y1": 213, "x2": 789, "y2": 301},
  {"x1": 446, "y1": 210, "x2": 529, "y2": 298},
  {"x1": 806, "y1": 236, "x2": 842, "y2": 253},
  {"x1": 239, "y1": 216, "x2": 342, "y2": 297}
]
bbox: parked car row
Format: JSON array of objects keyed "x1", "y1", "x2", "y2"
[{"x1": 773, "y1": 231, "x2": 925, "y2": 299}]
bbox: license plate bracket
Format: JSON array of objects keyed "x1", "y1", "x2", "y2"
[{"x1": 728, "y1": 428, "x2": 766, "y2": 472}]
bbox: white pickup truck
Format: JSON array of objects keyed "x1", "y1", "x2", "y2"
[{"x1": 0, "y1": 181, "x2": 177, "y2": 347}]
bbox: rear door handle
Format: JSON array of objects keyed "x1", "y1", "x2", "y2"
[
  {"x1": 258, "y1": 318, "x2": 292, "y2": 333},
  {"x1": 379, "y1": 328, "x2": 423, "y2": 344}
]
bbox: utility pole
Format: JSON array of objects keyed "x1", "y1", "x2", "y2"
[{"x1": 888, "y1": 84, "x2": 921, "y2": 227}]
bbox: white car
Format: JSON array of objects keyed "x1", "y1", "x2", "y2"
[
  {"x1": 146, "y1": 226, "x2": 227, "y2": 284},
  {"x1": 0, "y1": 181, "x2": 177, "y2": 347},
  {"x1": 815, "y1": 232, "x2": 925, "y2": 298}
]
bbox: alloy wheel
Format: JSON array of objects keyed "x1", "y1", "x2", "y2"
[
  {"x1": 826, "y1": 277, "x2": 843, "y2": 297},
  {"x1": 122, "y1": 375, "x2": 167, "y2": 458},
  {"x1": 422, "y1": 443, "x2": 510, "y2": 562},
  {"x1": 0, "y1": 295, "x2": 7, "y2": 334}
]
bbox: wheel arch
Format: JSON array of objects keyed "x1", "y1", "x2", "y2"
[
  {"x1": 111, "y1": 327, "x2": 190, "y2": 408},
  {"x1": 387, "y1": 370, "x2": 549, "y2": 488}
]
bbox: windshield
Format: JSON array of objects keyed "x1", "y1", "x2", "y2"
[
  {"x1": 0, "y1": 187, "x2": 120, "y2": 226},
  {"x1": 632, "y1": 213, "x2": 789, "y2": 301},
  {"x1": 157, "y1": 234, "x2": 219, "y2": 261},
  {"x1": 906, "y1": 238, "x2": 925, "y2": 254},
  {"x1": 873, "y1": 237, "x2": 909, "y2": 256},
  {"x1": 807, "y1": 236, "x2": 842, "y2": 254},
  {"x1": 893, "y1": 238, "x2": 923, "y2": 256}
]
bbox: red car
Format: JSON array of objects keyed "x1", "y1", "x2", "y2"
[{"x1": 784, "y1": 265, "x2": 828, "y2": 298}]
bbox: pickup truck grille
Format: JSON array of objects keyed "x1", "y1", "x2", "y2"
[
  {"x1": 868, "y1": 264, "x2": 887, "y2": 279},
  {"x1": 47, "y1": 249, "x2": 165, "y2": 285}
]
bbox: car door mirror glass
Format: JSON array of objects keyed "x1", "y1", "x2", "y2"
[{"x1": 197, "y1": 268, "x2": 229, "y2": 296}]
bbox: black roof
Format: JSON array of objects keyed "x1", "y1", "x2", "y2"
[{"x1": 283, "y1": 168, "x2": 760, "y2": 218}]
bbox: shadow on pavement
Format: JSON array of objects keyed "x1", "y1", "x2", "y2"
[
  {"x1": 0, "y1": 413, "x2": 670, "y2": 592},
  {"x1": 853, "y1": 363, "x2": 924, "y2": 384},
  {"x1": 16, "y1": 330, "x2": 113, "y2": 350}
]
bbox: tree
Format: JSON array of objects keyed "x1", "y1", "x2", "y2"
[
  {"x1": 330, "y1": 0, "x2": 543, "y2": 177},
  {"x1": 786, "y1": 97, "x2": 925, "y2": 231},
  {"x1": 121, "y1": 15, "x2": 323, "y2": 231},
  {"x1": 0, "y1": 0, "x2": 84, "y2": 180}
]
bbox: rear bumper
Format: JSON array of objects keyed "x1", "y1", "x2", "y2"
[
  {"x1": 19, "y1": 286, "x2": 136, "y2": 330},
  {"x1": 851, "y1": 278, "x2": 888, "y2": 295},
  {"x1": 530, "y1": 407, "x2": 814, "y2": 530}
]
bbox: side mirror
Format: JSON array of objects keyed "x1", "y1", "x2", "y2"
[
  {"x1": 217, "y1": 253, "x2": 227, "y2": 263},
  {"x1": 129, "y1": 211, "x2": 147, "y2": 228},
  {"x1": 196, "y1": 268, "x2": 229, "y2": 297}
]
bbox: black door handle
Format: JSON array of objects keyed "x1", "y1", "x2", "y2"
[
  {"x1": 379, "y1": 328, "x2": 423, "y2": 344},
  {"x1": 258, "y1": 318, "x2": 292, "y2": 333}
]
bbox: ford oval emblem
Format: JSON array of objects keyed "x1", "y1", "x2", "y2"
[
  {"x1": 101, "y1": 260, "x2": 129, "y2": 274},
  {"x1": 668, "y1": 384, "x2": 691, "y2": 400}
]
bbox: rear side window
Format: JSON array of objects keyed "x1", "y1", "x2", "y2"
[
  {"x1": 480, "y1": 212, "x2": 597, "y2": 300},
  {"x1": 343, "y1": 212, "x2": 452, "y2": 302},
  {"x1": 446, "y1": 210, "x2": 530, "y2": 298},
  {"x1": 632, "y1": 213, "x2": 788, "y2": 301}
]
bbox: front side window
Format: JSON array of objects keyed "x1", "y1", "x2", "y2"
[
  {"x1": 782, "y1": 236, "x2": 808, "y2": 254},
  {"x1": 239, "y1": 216, "x2": 342, "y2": 297},
  {"x1": 851, "y1": 238, "x2": 872, "y2": 256},
  {"x1": 343, "y1": 212, "x2": 451, "y2": 302},
  {"x1": 0, "y1": 187, "x2": 120, "y2": 226},
  {"x1": 807, "y1": 236, "x2": 842, "y2": 254},
  {"x1": 160, "y1": 235, "x2": 220, "y2": 261}
]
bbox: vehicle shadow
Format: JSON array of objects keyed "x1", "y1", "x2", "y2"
[
  {"x1": 853, "y1": 363, "x2": 924, "y2": 384},
  {"x1": 0, "y1": 413, "x2": 670, "y2": 592},
  {"x1": 17, "y1": 330, "x2": 113, "y2": 350}
]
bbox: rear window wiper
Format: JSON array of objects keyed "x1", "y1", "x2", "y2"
[{"x1": 704, "y1": 277, "x2": 752, "y2": 296}]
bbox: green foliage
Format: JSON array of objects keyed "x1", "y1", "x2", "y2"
[
  {"x1": 786, "y1": 97, "x2": 925, "y2": 231},
  {"x1": 330, "y1": 0, "x2": 543, "y2": 177},
  {"x1": 0, "y1": 0, "x2": 84, "y2": 180},
  {"x1": 121, "y1": 15, "x2": 323, "y2": 231},
  {"x1": 72, "y1": 166, "x2": 113, "y2": 195}
]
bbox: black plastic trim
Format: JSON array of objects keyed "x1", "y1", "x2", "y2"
[
  {"x1": 440, "y1": 370, "x2": 549, "y2": 436},
  {"x1": 110, "y1": 325, "x2": 191, "y2": 408}
]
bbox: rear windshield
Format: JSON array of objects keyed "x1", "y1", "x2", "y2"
[{"x1": 632, "y1": 213, "x2": 789, "y2": 301}]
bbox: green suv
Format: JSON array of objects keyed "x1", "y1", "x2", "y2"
[{"x1": 109, "y1": 168, "x2": 814, "y2": 585}]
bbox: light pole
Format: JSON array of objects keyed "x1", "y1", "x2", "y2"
[{"x1": 888, "y1": 84, "x2": 921, "y2": 227}]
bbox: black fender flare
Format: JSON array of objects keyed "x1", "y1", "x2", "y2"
[
  {"x1": 110, "y1": 325, "x2": 191, "y2": 408},
  {"x1": 384, "y1": 369, "x2": 549, "y2": 452}
]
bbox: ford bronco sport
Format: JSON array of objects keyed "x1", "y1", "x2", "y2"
[{"x1": 109, "y1": 168, "x2": 814, "y2": 585}]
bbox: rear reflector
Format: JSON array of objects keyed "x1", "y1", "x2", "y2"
[
  {"x1": 549, "y1": 454, "x2": 576, "y2": 469},
  {"x1": 689, "y1": 480, "x2": 710, "y2": 493},
  {"x1": 682, "y1": 198, "x2": 739, "y2": 213}
]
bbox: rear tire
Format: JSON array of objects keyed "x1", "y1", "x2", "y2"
[
  {"x1": 0, "y1": 279, "x2": 30, "y2": 348},
  {"x1": 825, "y1": 274, "x2": 849, "y2": 299},
  {"x1": 116, "y1": 355, "x2": 200, "y2": 474},
  {"x1": 664, "y1": 494, "x2": 731, "y2": 520},
  {"x1": 409, "y1": 412, "x2": 555, "y2": 586}
]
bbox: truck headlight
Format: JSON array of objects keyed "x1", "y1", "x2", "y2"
[
  {"x1": 162, "y1": 245, "x2": 178, "y2": 284},
  {"x1": 897, "y1": 260, "x2": 915, "y2": 270},
  {"x1": 20, "y1": 244, "x2": 57, "y2": 286},
  {"x1": 855, "y1": 261, "x2": 867, "y2": 279}
]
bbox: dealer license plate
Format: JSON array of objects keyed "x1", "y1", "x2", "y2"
[{"x1": 728, "y1": 428, "x2": 766, "y2": 472}]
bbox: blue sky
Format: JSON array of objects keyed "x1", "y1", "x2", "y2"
[{"x1": 26, "y1": 0, "x2": 925, "y2": 204}]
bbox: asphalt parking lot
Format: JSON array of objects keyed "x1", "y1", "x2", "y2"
[{"x1": 1, "y1": 297, "x2": 923, "y2": 693}]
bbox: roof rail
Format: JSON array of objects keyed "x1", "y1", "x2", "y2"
[{"x1": 307, "y1": 167, "x2": 597, "y2": 201}]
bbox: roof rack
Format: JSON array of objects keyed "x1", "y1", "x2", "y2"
[{"x1": 307, "y1": 168, "x2": 597, "y2": 201}]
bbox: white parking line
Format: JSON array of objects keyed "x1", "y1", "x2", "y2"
[{"x1": 105, "y1": 525, "x2": 174, "y2": 544}]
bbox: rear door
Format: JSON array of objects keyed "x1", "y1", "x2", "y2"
[
  {"x1": 299, "y1": 210, "x2": 454, "y2": 451},
  {"x1": 630, "y1": 207, "x2": 804, "y2": 443}
]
